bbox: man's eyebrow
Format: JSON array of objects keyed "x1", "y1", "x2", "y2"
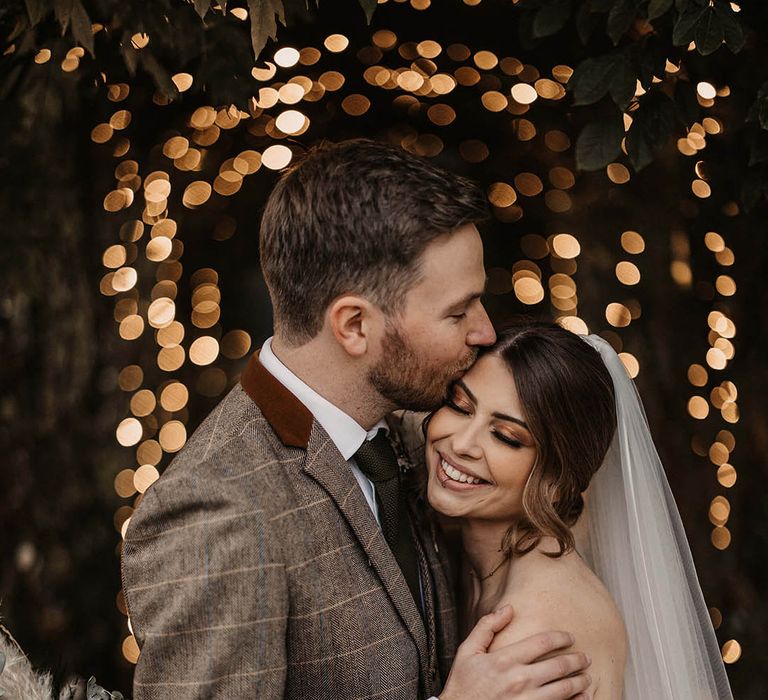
[
  {"x1": 454, "y1": 380, "x2": 530, "y2": 431},
  {"x1": 443, "y1": 287, "x2": 485, "y2": 315}
]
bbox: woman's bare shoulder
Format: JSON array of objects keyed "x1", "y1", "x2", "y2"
[{"x1": 489, "y1": 554, "x2": 627, "y2": 697}]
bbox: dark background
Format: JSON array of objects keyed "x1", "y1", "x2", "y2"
[{"x1": 1, "y1": 0, "x2": 766, "y2": 696}]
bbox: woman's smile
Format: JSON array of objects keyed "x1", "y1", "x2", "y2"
[{"x1": 435, "y1": 450, "x2": 493, "y2": 490}]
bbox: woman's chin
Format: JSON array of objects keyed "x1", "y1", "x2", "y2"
[{"x1": 426, "y1": 477, "x2": 464, "y2": 518}]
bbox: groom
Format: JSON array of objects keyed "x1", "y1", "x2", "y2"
[{"x1": 122, "y1": 139, "x2": 592, "y2": 699}]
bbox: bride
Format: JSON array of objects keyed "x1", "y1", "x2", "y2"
[{"x1": 418, "y1": 321, "x2": 733, "y2": 699}]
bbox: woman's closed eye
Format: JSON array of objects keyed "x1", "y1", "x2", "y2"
[
  {"x1": 445, "y1": 397, "x2": 525, "y2": 449},
  {"x1": 493, "y1": 431, "x2": 523, "y2": 449},
  {"x1": 445, "y1": 398, "x2": 471, "y2": 414}
]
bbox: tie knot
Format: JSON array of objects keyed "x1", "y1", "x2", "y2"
[{"x1": 354, "y1": 430, "x2": 399, "y2": 484}]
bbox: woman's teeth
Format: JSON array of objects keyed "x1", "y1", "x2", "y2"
[{"x1": 441, "y1": 459, "x2": 484, "y2": 485}]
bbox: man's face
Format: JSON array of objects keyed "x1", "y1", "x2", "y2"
[{"x1": 368, "y1": 223, "x2": 496, "y2": 411}]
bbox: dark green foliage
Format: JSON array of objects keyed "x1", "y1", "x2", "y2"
[
  {"x1": 714, "y1": 1, "x2": 745, "y2": 53},
  {"x1": 570, "y1": 52, "x2": 632, "y2": 107},
  {"x1": 246, "y1": 0, "x2": 285, "y2": 60},
  {"x1": 648, "y1": 0, "x2": 673, "y2": 21},
  {"x1": 672, "y1": 2, "x2": 707, "y2": 46},
  {"x1": 358, "y1": 0, "x2": 377, "y2": 24},
  {"x1": 575, "y1": 106, "x2": 625, "y2": 170},
  {"x1": 606, "y1": 0, "x2": 639, "y2": 45},
  {"x1": 532, "y1": 0, "x2": 573, "y2": 39},
  {"x1": 694, "y1": 6, "x2": 724, "y2": 56},
  {"x1": 541, "y1": 0, "x2": 757, "y2": 194},
  {"x1": 626, "y1": 90, "x2": 677, "y2": 170},
  {"x1": 15, "y1": 0, "x2": 374, "y2": 63}
]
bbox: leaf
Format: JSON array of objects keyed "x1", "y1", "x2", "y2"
[
  {"x1": 672, "y1": 3, "x2": 706, "y2": 46},
  {"x1": 570, "y1": 53, "x2": 623, "y2": 106},
  {"x1": 609, "y1": 53, "x2": 635, "y2": 110},
  {"x1": 636, "y1": 35, "x2": 667, "y2": 87},
  {"x1": 714, "y1": 0, "x2": 745, "y2": 53},
  {"x1": 588, "y1": 0, "x2": 614, "y2": 11},
  {"x1": 694, "y1": 6, "x2": 724, "y2": 55},
  {"x1": 246, "y1": 0, "x2": 286, "y2": 60},
  {"x1": 358, "y1": 0, "x2": 377, "y2": 23},
  {"x1": 140, "y1": 50, "x2": 180, "y2": 100},
  {"x1": 24, "y1": 0, "x2": 48, "y2": 25},
  {"x1": 626, "y1": 90, "x2": 676, "y2": 170},
  {"x1": 69, "y1": 0, "x2": 94, "y2": 56},
  {"x1": 647, "y1": 0, "x2": 673, "y2": 20},
  {"x1": 674, "y1": 79, "x2": 699, "y2": 125},
  {"x1": 194, "y1": 0, "x2": 209, "y2": 18},
  {"x1": 576, "y1": 4, "x2": 601, "y2": 44},
  {"x1": 533, "y1": 0, "x2": 572, "y2": 38},
  {"x1": 53, "y1": 0, "x2": 71, "y2": 35},
  {"x1": 575, "y1": 109, "x2": 625, "y2": 170},
  {"x1": 607, "y1": 0, "x2": 638, "y2": 44},
  {"x1": 120, "y1": 31, "x2": 139, "y2": 76}
]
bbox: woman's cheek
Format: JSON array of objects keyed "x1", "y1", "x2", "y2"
[{"x1": 425, "y1": 406, "x2": 453, "y2": 442}]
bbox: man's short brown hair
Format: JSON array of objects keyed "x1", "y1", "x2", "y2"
[{"x1": 259, "y1": 139, "x2": 489, "y2": 344}]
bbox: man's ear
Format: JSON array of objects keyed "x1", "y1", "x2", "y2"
[{"x1": 327, "y1": 295, "x2": 382, "y2": 358}]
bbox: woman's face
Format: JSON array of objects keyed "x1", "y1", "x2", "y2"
[{"x1": 425, "y1": 353, "x2": 538, "y2": 522}]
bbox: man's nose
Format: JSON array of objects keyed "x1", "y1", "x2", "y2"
[{"x1": 467, "y1": 303, "x2": 496, "y2": 347}]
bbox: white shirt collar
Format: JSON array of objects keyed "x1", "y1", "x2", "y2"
[{"x1": 258, "y1": 337, "x2": 388, "y2": 460}]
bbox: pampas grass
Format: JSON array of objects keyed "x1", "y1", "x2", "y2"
[
  {"x1": 0, "y1": 623, "x2": 53, "y2": 700},
  {"x1": 0, "y1": 621, "x2": 125, "y2": 700}
]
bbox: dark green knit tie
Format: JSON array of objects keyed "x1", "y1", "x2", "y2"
[{"x1": 355, "y1": 430, "x2": 422, "y2": 612}]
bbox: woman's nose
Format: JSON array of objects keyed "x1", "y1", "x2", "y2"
[{"x1": 451, "y1": 420, "x2": 484, "y2": 460}]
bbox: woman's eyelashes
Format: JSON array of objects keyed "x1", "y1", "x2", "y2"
[
  {"x1": 493, "y1": 432, "x2": 523, "y2": 449},
  {"x1": 445, "y1": 398, "x2": 471, "y2": 415},
  {"x1": 444, "y1": 395, "x2": 524, "y2": 449}
]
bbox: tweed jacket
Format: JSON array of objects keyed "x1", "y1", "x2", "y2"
[{"x1": 121, "y1": 352, "x2": 459, "y2": 699}]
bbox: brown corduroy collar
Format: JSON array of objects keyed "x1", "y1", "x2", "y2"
[{"x1": 239, "y1": 350, "x2": 314, "y2": 449}]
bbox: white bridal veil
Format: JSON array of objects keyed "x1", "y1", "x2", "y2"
[{"x1": 579, "y1": 335, "x2": 733, "y2": 699}]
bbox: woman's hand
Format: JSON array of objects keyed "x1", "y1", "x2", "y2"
[{"x1": 439, "y1": 606, "x2": 592, "y2": 700}]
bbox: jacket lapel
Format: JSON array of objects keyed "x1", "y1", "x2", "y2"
[
  {"x1": 240, "y1": 351, "x2": 430, "y2": 675},
  {"x1": 302, "y1": 422, "x2": 429, "y2": 672}
]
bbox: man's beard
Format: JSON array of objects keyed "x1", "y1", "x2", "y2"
[{"x1": 368, "y1": 322, "x2": 477, "y2": 412}]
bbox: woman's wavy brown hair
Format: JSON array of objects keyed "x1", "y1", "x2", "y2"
[{"x1": 487, "y1": 321, "x2": 617, "y2": 558}]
